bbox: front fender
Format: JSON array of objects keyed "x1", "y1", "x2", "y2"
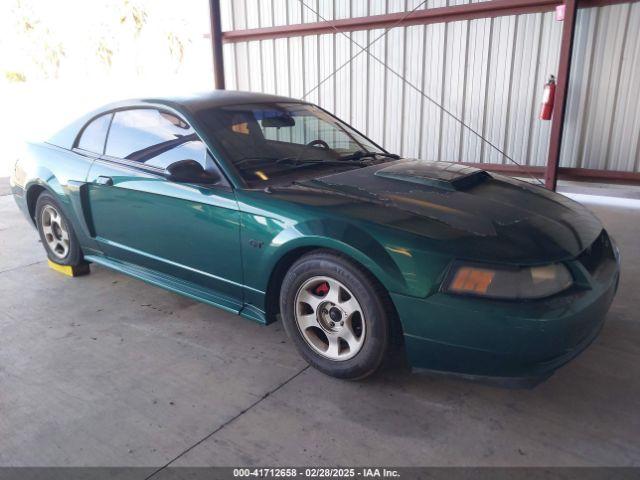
[
  {"x1": 268, "y1": 219, "x2": 407, "y2": 293},
  {"x1": 238, "y1": 198, "x2": 453, "y2": 320}
]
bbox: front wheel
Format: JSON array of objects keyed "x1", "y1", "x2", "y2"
[{"x1": 280, "y1": 251, "x2": 390, "y2": 379}]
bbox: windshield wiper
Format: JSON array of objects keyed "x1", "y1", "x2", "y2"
[
  {"x1": 338, "y1": 150, "x2": 400, "y2": 161},
  {"x1": 235, "y1": 155, "x2": 375, "y2": 171},
  {"x1": 275, "y1": 157, "x2": 370, "y2": 168},
  {"x1": 234, "y1": 156, "x2": 281, "y2": 169}
]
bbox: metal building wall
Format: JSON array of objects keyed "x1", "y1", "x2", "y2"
[{"x1": 219, "y1": 0, "x2": 640, "y2": 173}]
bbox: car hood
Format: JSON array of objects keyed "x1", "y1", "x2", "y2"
[{"x1": 285, "y1": 160, "x2": 603, "y2": 264}]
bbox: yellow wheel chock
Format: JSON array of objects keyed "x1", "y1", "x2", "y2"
[{"x1": 47, "y1": 260, "x2": 90, "y2": 277}]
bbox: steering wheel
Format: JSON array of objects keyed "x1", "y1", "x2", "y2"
[
  {"x1": 291, "y1": 139, "x2": 334, "y2": 164},
  {"x1": 306, "y1": 139, "x2": 331, "y2": 149}
]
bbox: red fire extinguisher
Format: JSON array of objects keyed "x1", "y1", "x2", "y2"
[{"x1": 539, "y1": 75, "x2": 556, "y2": 120}]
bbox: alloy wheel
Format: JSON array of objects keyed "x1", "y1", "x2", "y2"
[
  {"x1": 294, "y1": 276, "x2": 366, "y2": 361},
  {"x1": 41, "y1": 205, "x2": 70, "y2": 259}
]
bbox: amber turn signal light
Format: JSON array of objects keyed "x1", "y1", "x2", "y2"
[
  {"x1": 444, "y1": 262, "x2": 572, "y2": 299},
  {"x1": 449, "y1": 267, "x2": 495, "y2": 294}
]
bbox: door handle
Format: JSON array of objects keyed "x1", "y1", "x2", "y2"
[{"x1": 96, "y1": 176, "x2": 113, "y2": 186}]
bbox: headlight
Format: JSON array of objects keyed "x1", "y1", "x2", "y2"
[{"x1": 443, "y1": 262, "x2": 573, "y2": 300}]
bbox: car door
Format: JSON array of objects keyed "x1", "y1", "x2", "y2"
[{"x1": 85, "y1": 107, "x2": 243, "y2": 311}]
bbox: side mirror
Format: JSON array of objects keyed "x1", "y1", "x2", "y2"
[{"x1": 166, "y1": 159, "x2": 220, "y2": 184}]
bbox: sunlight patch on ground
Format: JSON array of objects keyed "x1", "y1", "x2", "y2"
[{"x1": 564, "y1": 193, "x2": 640, "y2": 210}]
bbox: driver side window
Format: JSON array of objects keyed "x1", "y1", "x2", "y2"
[{"x1": 104, "y1": 109, "x2": 211, "y2": 172}]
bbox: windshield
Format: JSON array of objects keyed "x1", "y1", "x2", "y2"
[{"x1": 197, "y1": 102, "x2": 391, "y2": 186}]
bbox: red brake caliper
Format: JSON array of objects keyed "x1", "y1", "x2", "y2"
[{"x1": 314, "y1": 282, "x2": 330, "y2": 296}]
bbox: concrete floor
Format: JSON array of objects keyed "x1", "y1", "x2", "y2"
[{"x1": 1, "y1": 178, "x2": 639, "y2": 468}]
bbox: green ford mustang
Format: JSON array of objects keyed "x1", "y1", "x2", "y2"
[{"x1": 10, "y1": 91, "x2": 620, "y2": 383}]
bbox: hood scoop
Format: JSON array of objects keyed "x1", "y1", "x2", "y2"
[{"x1": 374, "y1": 160, "x2": 491, "y2": 191}]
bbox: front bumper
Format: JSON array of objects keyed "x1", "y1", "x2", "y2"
[{"x1": 393, "y1": 234, "x2": 620, "y2": 381}]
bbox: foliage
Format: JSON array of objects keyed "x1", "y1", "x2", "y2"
[
  {"x1": 118, "y1": 0, "x2": 148, "y2": 37},
  {"x1": 0, "y1": 0, "x2": 197, "y2": 83},
  {"x1": 96, "y1": 39, "x2": 114, "y2": 69},
  {"x1": 5, "y1": 71, "x2": 26, "y2": 82},
  {"x1": 5, "y1": 0, "x2": 66, "y2": 79}
]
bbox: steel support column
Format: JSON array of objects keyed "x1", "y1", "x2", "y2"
[
  {"x1": 209, "y1": 0, "x2": 225, "y2": 90},
  {"x1": 544, "y1": 0, "x2": 578, "y2": 190}
]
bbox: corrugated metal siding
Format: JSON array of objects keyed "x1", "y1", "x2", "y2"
[
  {"x1": 562, "y1": 2, "x2": 640, "y2": 172},
  {"x1": 220, "y1": 0, "x2": 640, "y2": 173}
]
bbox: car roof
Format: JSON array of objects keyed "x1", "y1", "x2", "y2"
[
  {"x1": 155, "y1": 90, "x2": 305, "y2": 112},
  {"x1": 47, "y1": 90, "x2": 306, "y2": 150}
]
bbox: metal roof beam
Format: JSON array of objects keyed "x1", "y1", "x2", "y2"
[{"x1": 220, "y1": 0, "x2": 631, "y2": 43}]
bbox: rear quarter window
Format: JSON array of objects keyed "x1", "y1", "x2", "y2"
[{"x1": 76, "y1": 113, "x2": 113, "y2": 154}]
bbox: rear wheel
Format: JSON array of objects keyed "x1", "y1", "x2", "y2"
[
  {"x1": 280, "y1": 251, "x2": 390, "y2": 379},
  {"x1": 35, "y1": 192, "x2": 83, "y2": 266}
]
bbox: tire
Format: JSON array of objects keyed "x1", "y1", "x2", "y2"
[
  {"x1": 35, "y1": 191, "x2": 83, "y2": 266},
  {"x1": 280, "y1": 250, "x2": 390, "y2": 379}
]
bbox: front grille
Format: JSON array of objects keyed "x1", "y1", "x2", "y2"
[{"x1": 577, "y1": 230, "x2": 614, "y2": 274}]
